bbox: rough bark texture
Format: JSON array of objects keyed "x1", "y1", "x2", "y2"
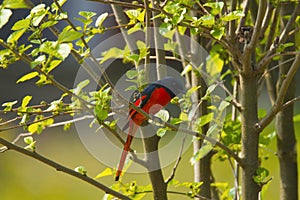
[
  {"x1": 143, "y1": 134, "x2": 167, "y2": 200},
  {"x1": 275, "y1": 3, "x2": 298, "y2": 199},
  {"x1": 240, "y1": 73, "x2": 260, "y2": 200}
]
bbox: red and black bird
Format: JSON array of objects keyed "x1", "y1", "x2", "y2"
[{"x1": 115, "y1": 77, "x2": 185, "y2": 181}]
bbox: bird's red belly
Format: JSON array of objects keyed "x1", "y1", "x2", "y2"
[{"x1": 132, "y1": 87, "x2": 172, "y2": 126}]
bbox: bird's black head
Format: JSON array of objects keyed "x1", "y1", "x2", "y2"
[{"x1": 155, "y1": 77, "x2": 186, "y2": 98}]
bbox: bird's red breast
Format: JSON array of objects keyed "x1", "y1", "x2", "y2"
[{"x1": 130, "y1": 87, "x2": 173, "y2": 126}]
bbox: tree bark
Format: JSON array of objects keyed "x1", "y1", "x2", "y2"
[
  {"x1": 240, "y1": 72, "x2": 260, "y2": 200},
  {"x1": 143, "y1": 134, "x2": 168, "y2": 200},
  {"x1": 275, "y1": 3, "x2": 298, "y2": 199}
]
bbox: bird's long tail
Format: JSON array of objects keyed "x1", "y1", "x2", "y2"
[{"x1": 115, "y1": 120, "x2": 138, "y2": 181}]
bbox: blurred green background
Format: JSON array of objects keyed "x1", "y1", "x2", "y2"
[
  {"x1": 0, "y1": 122, "x2": 299, "y2": 199},
  {"x1": 0, "y1": 1, "x2": 300, "y2": 199}
]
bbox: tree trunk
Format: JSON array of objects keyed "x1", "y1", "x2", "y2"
[
  {"x1": 143, "y1": 134, "x2": 168, "y2": 200},
  {"x1": 240, "y1": 72, "x2": 260, "y2": 200},
  {"x1": 275, "y1": 3, "x2": 298, "y2": 199}
]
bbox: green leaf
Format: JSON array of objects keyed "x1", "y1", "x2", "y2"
[
  {"x1": 0, "y1": 9, "x2": 12, "y2": 29},
  {"x1": 278, "y1": 42, "x2": 295, "y2": 52},
  {"x1": 24, "y1": 136, "x2": 36, "y2": 151},
  {"x1": 28, "y1": 123, "x2": 40, "y2": 134},
  {"x1": 125, "y1": 9, "x2": 140, "y2": 20},
  {"x1": 126, "y1": 54, "x2": 140, "y2": 62},
  {"x1": 21, "y1": 95, "x2": 32, "y2": 108},
  {"x1": 128, "y1": 23, "x2": 142, "y2": 35},
  {"x1": 40, "y1": 20, "x2": 58, "y2": 30},
  {"x1": 94, "y1": 168, "x2": 113, "y2": 179},
  {"x1": 198, "y1": 14, "x2": 215, "y2": 26},
  {"x1": 51, "y1": 0, "x2": 67, "y2": 11},
  {"x1": 206, "y1": 52, "x2": 224, "y2": 77},
  {"x1": 155, "y1": 109, "x2": 170, "y2": 122},
  {"x1": 79, "y1": 11, "x2": 96, "y2": 19},
  {"x1": 47, "y1": 60, "x2": 61, "y2": 73},
  {"x1": 157, "y1": 128, "x2": 167, "y2": 137},
  {"x1": 204, "y1": 2, "x2": 224, "y2": 15},
  {"x1": 186, "y1": 86, "x2": 200, "y2": 97},
  {"x1": 30, "y1": 55, "x2": 46, "y2": 68},
  {"x1": 259, "y1": 131, "x2": 276, "y2": 146},
  {"x1": 181, "y1": 64, "x2": 193, "y2": 76},
  {"x1": 100, "y1": 47, "x2": 124, "y2": 64},
  {"x1": 253, "y1": 167, "x2": 270, "y2": 184},
  {"x1": 57, "y1": 43, "x2": 71, "y2": 60},
  {"x1": 197, "y1": 113, "x2": 214, "y2": 127},
  {"x1": 17, "y1": 72, "x2": 39, "y2": 83},
  {"x1": 94, "y1": 105, "x2": 108, "y2": 121},
  {"x1": 221, "y1": 10, "x2": 245, "y2": 21},
  {"x1": 95, "y1": 12, "x2": 108, "y2": 28},
  {"x1": 58, "y1": 28, "x2": 83, "y2": 43},
  {"x1": 3, "y1": 0, "x2": 32, "y2": 9},
  {"x1": 24, "y1": 136, "x2": 34, "y2": 144},
  {"x1": 74, "y1": 166, "x2": 87, "y2": 176},
  {"x1": 210, "y1": 27, "x2": 225, "y2": 40},
  {"x1": 190, "y1": 143, "x2": 213, "y2": 165},
  {"x1": 159, "y1": 22, "x2": 174, "y2": 40},
  {"x1": 73, "y1": 79, "x2": 90, "y2": 95},
  {"x1": 2, "y1": 100, "x2": 18, "y2": 111},
  {"x1": 30, "y1": 4, "x2": 45, "y2": 14},
  {"x1": 11, "y1": 18, "x2": 31, "y2": 30},
  {"x1": 126, "y1": 69, "x2": 138, "y2": 79},
  {"x1": 7, "y1": 29, "x2": 26, "y2": 43}
]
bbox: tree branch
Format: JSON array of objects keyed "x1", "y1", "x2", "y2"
[
  {"x1": 243, "y1": 0, "x2": 266, "y2": 73},
  {"x1": 257, "y1": 1, "x2": 300, "y2": 72},
  {"x1": 0, "y1": 137, "x2": 130, "y2": 200},
  {"x1": 258, "y1": 50, "x2": 300, "y2": 131}
]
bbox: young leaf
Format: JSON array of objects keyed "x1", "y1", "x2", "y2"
[
  {"x1": 21, "y1": 95, "x2": 32, "y2": 108},
  {"x1": 210, "y1": 27, "x2": 225, "y2": 40},
  {"x1": 30, "y1": 3, "x2": 45, "y2": 14},
  {"x1": 11, "y1": 18, "x2": 31, "y2": 30},
  {"x1": 3, "y1": 0, "x2": 32, "y2": 9},
  {"x1": 2, "y1": 100, "x2": 18, "y2": 111},
  {"x1": 7, "y1": 29, "x2": 26, "y2": 43},
  {"x1": 94, "y1": 105, "x2": 108, "y2": 121},
  {"x1": 94, "y1": 168, "x2": 113, "y2": 179},
  {"x1": 17, "y1": 72, "x2": 39, "y2": 83},
  {"x1": 74, "y1": 166, "x2": 87, "y2": 176},
  {"x1": 126, "y1": 69, "x2": 138, "y2": 79},
  {"x1": 204, "y1": 2, "x2": 224, "y2": 15},
  {"x1": 253, "y1": 167, "x2": 270, "y2": 184},
  {"x1": 57, "y1": 43, "x2": 71, "y2": 60},
  {"x1": 221, "y1": 10, "x2": 245, "y2": 21},
  {"x1": 100, "y1": 47, "x2": 124, "y2": 64},
  {"x1": 24, "y1": 136, "x2": 36, "y2": 151},
  {"x1": 30, "y1": 55, "x2": 46, "y2": 68},
  {"x1": 58, "y1": 29, "x2": 83, "y2": 43},
  {"x1": 157, "y1": 128, "x2": 167, "y2": 137},
  {"x1": 0, "y1": 9, "x2": 12, "y2": 29},
  {"x1": 79, "y1": 11, "x2": 96, "y2": 19},
  {"x1": 95, "y1": 12, "x2": 108, "y2": 28}
]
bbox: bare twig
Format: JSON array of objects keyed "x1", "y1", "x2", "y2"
[
  {"x1": 165, "y1": 135, "x2": 187, "y2": 184},
  {"x1": 282, "y1": 96, "x2": 300, "y2": 110},
  {"x1": 259, "y1": 51, "x2": 300, "y2": 131},
  {"x1": 243, "y1": 0, "x2": 266, "y2": 73},
  {"x1": 257, "y1": 2, "x2": 300, "y2": 72}
]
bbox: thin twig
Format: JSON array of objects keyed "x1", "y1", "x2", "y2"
[
  {"x1": 243, "y1": 0, "x2": 266, "y2": 73},
  {"x1": 165, "y1": 134, "x2": 187, "y2": 184},
  {"x1": 282, "y1": 96, "x2": 300, "y2": 110},
  {"x1": 259, "y1": 50, "x2": 300, "y2": 131}
]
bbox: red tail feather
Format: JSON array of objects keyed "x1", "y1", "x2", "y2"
[{"x1": 115, "y1": 121, "x2": 138, "y2": 181}]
